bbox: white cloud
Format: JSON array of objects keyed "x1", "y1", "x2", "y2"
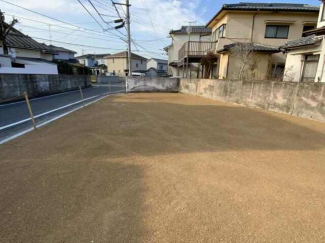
[{"x1": 0, "y1": 0, "x2": 207, "y2": 58}]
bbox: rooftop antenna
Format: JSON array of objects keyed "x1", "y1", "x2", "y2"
[{"x1": 48, "y1": 24, "x2": 52, "y2": 45}]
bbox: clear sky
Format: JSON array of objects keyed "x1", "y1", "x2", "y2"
[{"x1": 0, "y1": 0, "x2": 321, "y2": 59}]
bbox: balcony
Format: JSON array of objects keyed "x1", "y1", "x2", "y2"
[{"x1": 178, "y1": 41, "x2": 216, "y2": 65}]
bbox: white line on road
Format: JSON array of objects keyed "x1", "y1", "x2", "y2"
[
  {"x1": 0, "y1": 94, "x2": 111, "y2": 145},
  {"x1": 0, "y1": 95, "x2": 99, "y2": 131}
]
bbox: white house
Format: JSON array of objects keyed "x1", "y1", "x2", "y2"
[
  {"x1": 164, "y1": 26, "x2": 212, "y2": 77},
  {"x1": 76, "y1": 53, "x2": 110, "y2": 75},
  {"x1": 146, "y1": 58, "x2": 168, "y2": 77},
  {"x1": 282, "y1": 1, "x2": 325, "y2": 82},
  {"x1": 48, "y1": 45, "x2": 77, "y2": 63},
  {"x1": 0, "y1": 27, "x2": 58, "y2": 74},
  {"x1": 76, "y1": 53, "x2": 110, "y2": 67}
]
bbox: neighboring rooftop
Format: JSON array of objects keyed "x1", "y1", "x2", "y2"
[
  {"x1": 76, "y1": 53, "x2": 111, "y2": 59},
  {"x1": 106, "y1": 51, "x2": 147, "y2": 60},
  {"x1": 48, "y1": 45, "x2": 77, "y2": 54},
  {"x1": 207, "y1": 2, "x2": 319, "y2": 27},
  {"x1": 148, "y1": 58, "x2": 168, "y2": 64},
  {"x1": 170, "y1": 26, "x2": 211, "y2": 35},
  {"x1": 6, "y1": 27, "x2": 53, "y2": 53},
  {"x1": 218, "y1": 42, "x2": 280, "y2": 53},
  {"x1": 281, "y1": 35, "x2": 323, "y2": 49}
]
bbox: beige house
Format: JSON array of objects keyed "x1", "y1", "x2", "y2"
[
  {"x1": 164, "y1": 26, "x2": 211, "y2": 77},
  {"x1": 105, "y1": 51, "x2": 147, "y2": 77},
  {"x1": 282, "y1": 1, "x2": 325, "y2": 82},
  {"x1": 179, "y1": 3, "x2": 319, "y2": 80}
]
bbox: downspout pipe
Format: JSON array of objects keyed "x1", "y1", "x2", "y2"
[{"x1": 251, "y1": 11, "x2": 259, "y2": 42}]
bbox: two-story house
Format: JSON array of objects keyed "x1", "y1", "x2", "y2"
[
  {"x1": 105, "y1": 51, "x2": 147, "y2": 77},
  {"x1": 202, "y1": 3, "x2": 319, "y2": 80},
  {"x1": 282, "y1": 1, "x2": 325, "y2": 82},
  {"x1": 164, "y1": 26, "x2": 212, "y2": 77},
  {"x1": 146, "y1": 58, "x2": 168, "y2": 77}
]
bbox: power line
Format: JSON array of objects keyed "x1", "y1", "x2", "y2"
[
  {"x1": 77, "y1": 0, "x2": 106, "y2": 30},
  {"x1": 30, "y1": 36, "x2": 166, "y2": 56},
  {"x1": 6, "y1": 13, "x2": 122, "y2": 40},
  {"x1": 0, "y1": 0, "x2": 126, "y2": 41},
  {"x1": 16, "y1": 23, "x2": 125, "y2": 44}
]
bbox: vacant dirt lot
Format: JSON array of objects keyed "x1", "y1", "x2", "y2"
[{"x1": 1, "y1": 93, "x2": 325, "y2": 243}]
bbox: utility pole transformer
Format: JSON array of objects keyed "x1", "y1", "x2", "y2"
[{"x1": 126, "y1": 0, "x2": 132, "y2": 77}]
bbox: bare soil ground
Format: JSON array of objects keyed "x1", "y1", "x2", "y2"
[{"x1": 1, "y1": 93, "x2": 325, "y2": 243}]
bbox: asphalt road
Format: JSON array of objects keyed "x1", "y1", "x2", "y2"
[
  {"x1": 0, "y1": 84, "x2": 125, "y2": 143},
  {"x1": 1, "y1": 93, "x2": 325, "y2": 242}
]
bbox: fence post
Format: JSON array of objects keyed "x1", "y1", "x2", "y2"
[
  {"x1": 79, "y1": 86, "x2": 85, "y2": 107},
  {"x1": 24, "y1": 92, "x2": 37, "y2": 130}
]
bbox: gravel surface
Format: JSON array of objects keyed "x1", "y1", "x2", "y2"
[{"x1": 1, "y1": 93, "x2": 325, "y2": 243}]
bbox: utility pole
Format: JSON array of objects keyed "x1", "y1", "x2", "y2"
[
  {"x1": 113, "y1": 1, "x2": 131, "y2": 77},
  {"x1": 126, "y1": 0, "x2": 132, "y2": 77}
]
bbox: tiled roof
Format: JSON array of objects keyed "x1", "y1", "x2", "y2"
[
  {"x1": 6, "y1": 28, "x2": 53, "y2": 53},
  {"x1": 106, "y1": 51, "x2": 147, "y2": 60},
  {"x1": 281, "y1": 35, "x2": 322, "y2": 49},
  {"x1": 76, "y1": 53, "x2": 111, "y2": 59},
  {"x1": 149, "y1": 58, "x2": 168, "y2": 64},
  {"x1": 170, "y1": 26, "x2": 211, "y2": 35},
  {"x1": 207, "y1": 2, "x2": 319, "y2": 27},
  {"x1": 219, "y1": 42, "x2": 280, "y2": 53},
  {"x1": 222, "y1": 3, "x2": 319, "y2": 11},
  {"x1": 48, "y1": 45, "x2": 77, "y2": 54}
]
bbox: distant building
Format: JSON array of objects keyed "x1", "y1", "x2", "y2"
[
  {"x1": 76, "y1": 53, "x2": 110, "y2": 67},
  {"x1": 105, "y1": 51, "x2": 147, "y2": 77},
  {"x1": 48, "y1": 45, "x2": 78, "y2": 63},
  {"x1": 0, "y1": 26, "x2": 58, "y2": 74},
  {"x1": 146, "y1": 58, "x2": 168, "y2": 76}
]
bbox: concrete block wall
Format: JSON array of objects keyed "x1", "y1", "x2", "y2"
[
  {"x1": 180, "y1": 79, "x2": 325, "y2": 122},
  {"x1": 0, "y1": 74, "x2": 90, "y2": 103},
  {"x1": 126, "y1": 77, "x2": 179, "y2": 92}
]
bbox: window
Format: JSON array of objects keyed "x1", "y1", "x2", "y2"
[
  {"x1": 160, "y1": 65, "x2": 163, "y2": 70},
  {"x1": 302, "y1": 25, "x2": 316, "y2": 36},
  {"x1": 212, "y1": 24, "x2": 226, "y2": 42},
  {"x1": 265, "y1": 25, "x2": 289, "y2": 39},
  {"x1": 136, "y1": 63, "x2": 139, "y2": 68},
  {"x1": 12, "y1": 62, "x2": 25, "y2": 68},
  {"x1": 141, "y1": 60, "x2": 143, "y2": 64},
  {"x1": 301, "y1": 55, "x2": 319, "y2": 82}
]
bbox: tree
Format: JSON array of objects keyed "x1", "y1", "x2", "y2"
[
  {"x1": 229, "y1": 42, "x2": 254, "y2": 80},
  {"x1": 200, "y1": 51, "x2": 217, "y2": 79},
  {"x1": 0, "y1": 11, "x2": 18, "y2": 54}
]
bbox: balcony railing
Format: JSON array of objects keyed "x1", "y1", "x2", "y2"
[{"x1": 178, "y1": 41, "x2": 216, "y2": 61}]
